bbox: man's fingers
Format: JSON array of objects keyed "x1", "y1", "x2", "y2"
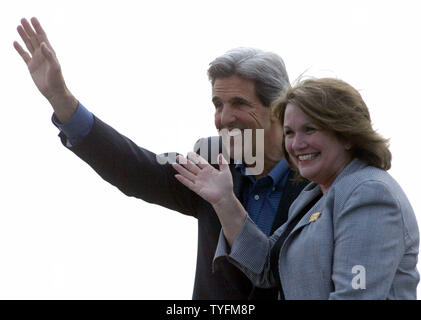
[
  {"x1": 31, "y1": 17, "x2": 47, "y2": 37},
  {"x1": 21, "y1": 18, "x2": 40, "y2": 51},
  {"x1": 17, "y1": 25, "x2": 34, "y2": 54},
  {"x1": 41, "y1": 42, "x2": 55, "y2": 63},
  {"x1": 31, "y1": 17, "x2": 52, "y2": 48},
  {"x1": 13, "y1": 41, "x2": 31, "y2": 65}
]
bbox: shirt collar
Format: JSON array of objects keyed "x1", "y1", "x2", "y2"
[{"x1": 235, "y1": 158, "x2": 290, "y2": 185}]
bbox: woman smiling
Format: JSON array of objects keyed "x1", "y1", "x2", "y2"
[{"x1": 172, "y1": 78, "x2": 419, "y2": 299}]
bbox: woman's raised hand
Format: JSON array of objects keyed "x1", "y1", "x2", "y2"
[{"x1": 172, "y1": 152, "x2": 234, "y2": 206}]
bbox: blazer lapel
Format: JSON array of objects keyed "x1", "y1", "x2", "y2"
[
  {"x1": 231, "y1": 165, "x2": 245, "y2": 200},
  {"x1": 283, "y1": 159, "x2": 366, "y2": 236},
  {"x1": 290, "y1": 193, "x2": 324, "y2": 233},
  {"x1": 286, "y1": 183, "x2": 322, "y2": 223}
]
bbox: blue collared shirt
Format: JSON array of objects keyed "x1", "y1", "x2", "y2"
[
  {"x1": 51, "y1": 102, "x2": 94, "y2": 147},
  {"x1": 236, "y1": 158, "x2": 290, "y2": 236}
]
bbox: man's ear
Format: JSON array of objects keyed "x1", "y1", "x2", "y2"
[
  {"x1": 270, "y1": 109, "x2": 280, "y2": 124},
  {"x1": 344, "y1": 142, "x2": 352, "y2": 150}
]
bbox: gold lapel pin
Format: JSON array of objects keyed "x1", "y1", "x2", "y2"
[{"x1": 309, "y1": 212, "x2": 322, "y2": 223}]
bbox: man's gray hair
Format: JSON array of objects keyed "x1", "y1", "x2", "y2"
[{"x1": 207, "y1": 47, "x2": 290, "y2": 107}]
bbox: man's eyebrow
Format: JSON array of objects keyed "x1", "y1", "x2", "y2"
[
  {"x1": 212, "y1": 97, "x2": 221, "y2": 104},
  {"x1": 229, "y1": 96, "x2": 251, "y2": 105},
  {"x1": 211, "y1": 96, "x2": 251, "y2": 106}
]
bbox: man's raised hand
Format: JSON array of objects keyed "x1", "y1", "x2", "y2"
[{"x1": 14, "y1": 17, "x2": 77, "y2": 123}]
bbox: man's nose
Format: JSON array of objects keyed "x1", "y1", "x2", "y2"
[{"x1": 220, "y1": 105, "x2": 237, "y2": 128}]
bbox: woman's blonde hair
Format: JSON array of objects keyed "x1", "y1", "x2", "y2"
[{"x1": 273, "y1": 78, "x2": 391, "y2": 170}]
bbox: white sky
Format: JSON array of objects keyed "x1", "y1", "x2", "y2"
[{"x1": 1, "y1": 0, "x2": 420, "y2": 299}]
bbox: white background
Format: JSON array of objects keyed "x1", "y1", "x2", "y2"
[{"x1": 1, "y1": 0, "x2": 420, "y2": 299}]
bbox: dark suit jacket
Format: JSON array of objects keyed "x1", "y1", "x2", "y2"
[{"x1": 58, "y1": 115, "x2": 307, "y2": 299}]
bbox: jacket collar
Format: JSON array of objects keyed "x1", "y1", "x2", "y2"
[{"x1": 287, "y1": 158, "x2": 367, "y2": 227}]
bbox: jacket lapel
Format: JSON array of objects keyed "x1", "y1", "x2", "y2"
[
  {"x1": 290, "y1": 192, "x2": 324, "y2": 232},
  {"x1": 231, "y1": 165, "x2": 245, "y2": 200},
  {"x1": 286, "y1": 183, "x2": 322, "y2": 223},
  {"x1": 284, "y1": 159, "x2": 367, "y2": 236}
]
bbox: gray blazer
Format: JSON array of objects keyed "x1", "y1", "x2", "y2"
[{"x1": 214, "y1": 159, "x2": 419, "y2": 299}]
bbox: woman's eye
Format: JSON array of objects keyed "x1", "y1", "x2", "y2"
[{"x1": 305, "y1": 127, "x2": 316, "y2": 133}]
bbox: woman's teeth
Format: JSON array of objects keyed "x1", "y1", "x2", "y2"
[{"x1": 298, "y1": 153, "x2": 319, "y2": 161}]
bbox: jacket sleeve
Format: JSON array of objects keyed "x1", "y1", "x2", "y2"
[
  {"x1": 58, "y1": 115, "x2": 200, "y2": 217},
  {"x1": 329, "y1": 180, "x2": 406, "y2": 299},
  {"x1": 213, "y1": 216, "x2": 283, "y2": 288}
]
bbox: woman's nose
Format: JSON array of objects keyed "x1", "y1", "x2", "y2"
[{"x1": 292, "y1": 133, "x2": 307, "y2": 151}]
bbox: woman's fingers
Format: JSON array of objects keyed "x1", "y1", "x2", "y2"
[
  {"x1": 218, "y1": 153, "x2": 229, "y2": 171},
  {"x1": 174, "y1": 174, "x2": 196, "y2": 191},
  {"x1": 187, "y1": 152, "x2": 209, "y2": 169},
  {"x1": 173, "y1": 153, "x2": 223, "y2": 190},
  {"x1": 172, "y1": 162, "x2": 197, "y2": 184},
  {"x1": 177, "y1": 154, "x2": 201, "y2": 175}
]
